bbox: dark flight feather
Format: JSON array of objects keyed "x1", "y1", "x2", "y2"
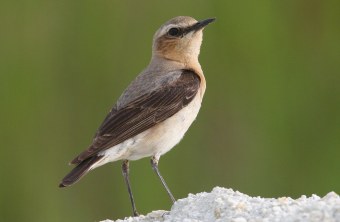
[
  {"x1": 59, "y1": 155, "x2": 103, "y2": 187},
  {"x1": 70, "y1": 70, "x2": 200, "y2": 164}
]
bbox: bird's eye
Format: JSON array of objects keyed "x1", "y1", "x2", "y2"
[{"x1": 168, "y1": 27, "x2": 182, "y2": 37}]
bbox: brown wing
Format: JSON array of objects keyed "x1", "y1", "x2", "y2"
[{"x1": 71, "y1": 70, "x2": 200, "y2": 164}]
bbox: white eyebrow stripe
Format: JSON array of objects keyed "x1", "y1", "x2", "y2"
[{"x1": 159, "y1": 24, "x2": 179, "y2": 36}]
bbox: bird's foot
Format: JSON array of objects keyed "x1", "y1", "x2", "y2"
[{"x1": 133, "y1": 211, "x2": 140, "y2": 217}]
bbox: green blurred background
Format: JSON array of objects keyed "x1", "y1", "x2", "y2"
[{"x1": 1, "y1": 0, "x2": 339, "y2": 221}]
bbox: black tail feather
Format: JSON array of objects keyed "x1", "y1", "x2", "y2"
[{"x1": 59, "y1": 155, "x2": 103, "y2": 188}]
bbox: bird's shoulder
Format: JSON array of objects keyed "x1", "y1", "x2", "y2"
[{"x1": 116, "y1": 69, "x2": 192, "y2": 109}]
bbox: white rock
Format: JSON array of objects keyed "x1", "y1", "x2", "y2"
[{"x1": 101, "y1": 187, "x2": 340, "y2": 222}]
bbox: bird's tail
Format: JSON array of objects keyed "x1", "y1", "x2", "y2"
[{"x1": 59, "y1": 155, "x2": 104, "y2": 188}]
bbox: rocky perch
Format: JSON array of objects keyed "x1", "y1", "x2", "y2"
[{"x1": 101, "y1": 187, "x2": 340, "y2": 222}]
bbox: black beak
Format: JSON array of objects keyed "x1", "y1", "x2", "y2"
[{"x1": 184, "y1": 18, "x2": 216, "y2": 34}]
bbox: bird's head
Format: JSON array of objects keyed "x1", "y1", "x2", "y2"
[{"x1": 152, "y1": 16, "x2": 215, "y2": 64}]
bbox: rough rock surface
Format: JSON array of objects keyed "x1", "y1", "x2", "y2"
[{"x1": 101, "y1": 187, "x2": 340, "y2": 222}]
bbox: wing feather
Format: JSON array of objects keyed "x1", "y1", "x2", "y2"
[{"x1": 71, "y1": 70, "x2": 200, "y2": 164}]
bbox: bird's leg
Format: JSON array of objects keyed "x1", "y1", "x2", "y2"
[
  {"x1": 150, "y1": 156, "x2": 176, "y2": 203},
  {"x1": 122, "y1": 160, "x2": 139, "y2": 216}
]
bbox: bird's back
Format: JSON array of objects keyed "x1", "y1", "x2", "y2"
[{"x1": 116, "y1": 57, "x2": 186, "y2": 109}]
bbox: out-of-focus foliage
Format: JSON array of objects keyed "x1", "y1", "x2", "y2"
[{"x1": 0, "y1": 1, "x2": 339, "y2": 221}]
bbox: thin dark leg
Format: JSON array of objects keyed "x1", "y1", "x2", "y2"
[
  {"x1": 122, "y1": 160, "x2": 139, "y2": 216},
  {"x1": 151, "y1": 156, "x2": 176, "y2": 203}
]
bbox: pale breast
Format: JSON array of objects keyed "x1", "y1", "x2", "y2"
[{"x1": 126, "y1": 92, "x2": 202, "y2": 160}]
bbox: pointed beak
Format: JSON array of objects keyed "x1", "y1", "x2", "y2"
[{"x1": 184, "y1": 18, "x2": 216, "y2": 34}]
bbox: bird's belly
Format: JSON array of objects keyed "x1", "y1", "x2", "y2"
[
  {"x1": 97, "y1": 94, "x2": 202, "y2": 166},
  {"x1": 126, "y1": 94, "x2": 202, "y2": 160}
]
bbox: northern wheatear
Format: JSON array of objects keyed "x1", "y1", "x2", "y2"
[{"x1": 59, "y1": 16, "x2": 215, "y2": 216}]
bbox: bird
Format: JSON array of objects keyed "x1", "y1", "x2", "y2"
[{"x1": 59, "y1": 16, "x2": 215, "y2": 216}]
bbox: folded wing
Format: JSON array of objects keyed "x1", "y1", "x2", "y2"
[{"x1": 71, "y1": 70, "x2": 200, "y2": 164}]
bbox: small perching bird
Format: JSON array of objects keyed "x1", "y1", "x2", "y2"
[{"x1": 59, "y1": 16, "x2": 215, "y2": 216}]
